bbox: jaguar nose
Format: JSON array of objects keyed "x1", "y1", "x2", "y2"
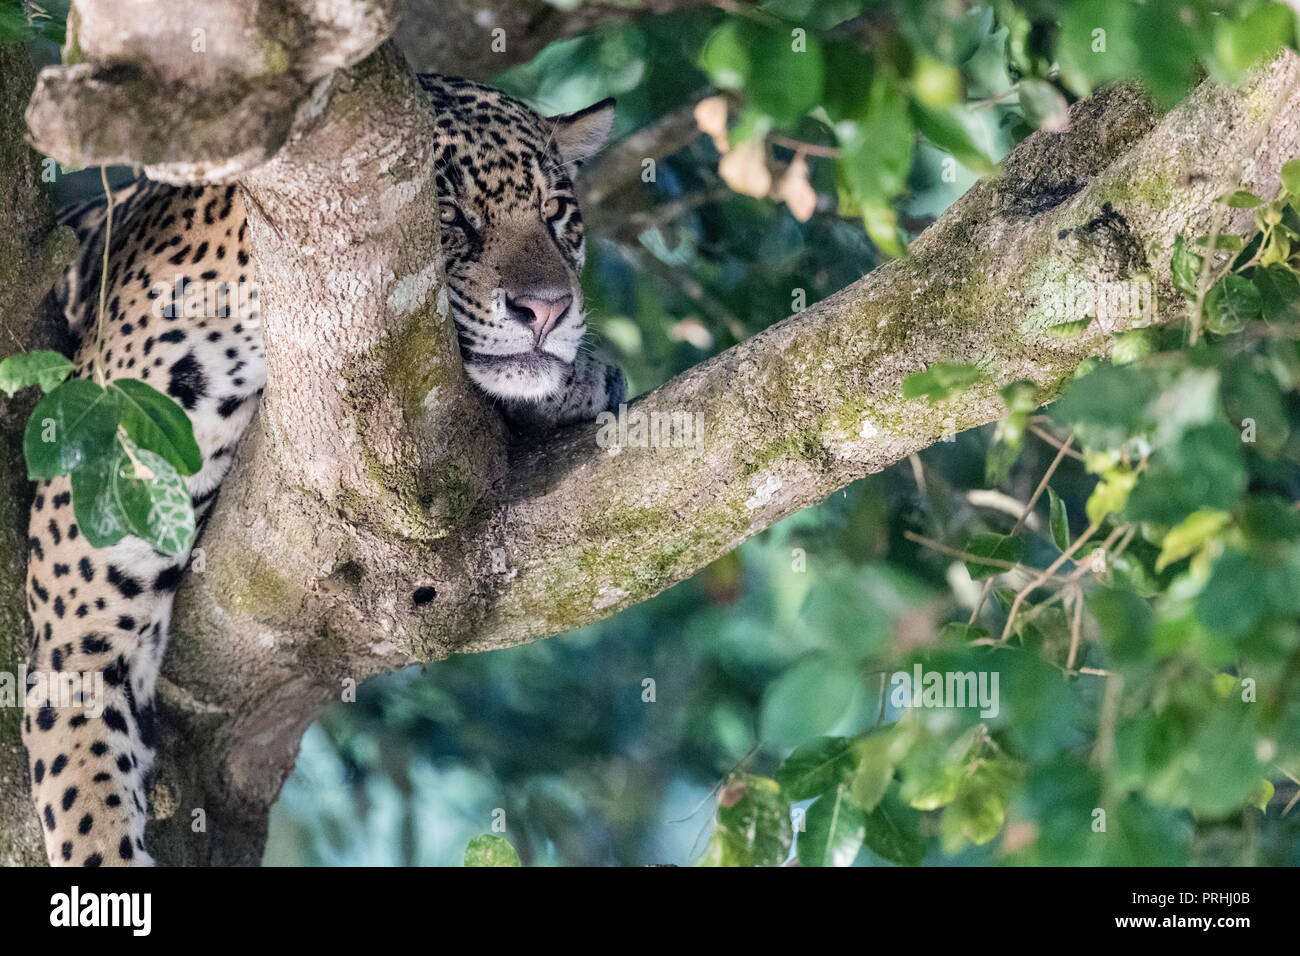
[{"x1": 507, "y1": 293, "x2": 573, "y2": 347}]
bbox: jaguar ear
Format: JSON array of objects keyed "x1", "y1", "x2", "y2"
[{"x1": 549, "y1": 97, "x2": 616, "y2": 168}]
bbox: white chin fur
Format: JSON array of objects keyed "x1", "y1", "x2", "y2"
[{"x1": 466, "y1": 353, "x2": 568, "y2": 402}]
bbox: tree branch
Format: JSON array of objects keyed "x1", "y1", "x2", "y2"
[{"x1": 483, "y1": 61, "x2": 1300, "y2": 648}]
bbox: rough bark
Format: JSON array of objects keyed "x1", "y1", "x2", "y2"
[
  {"x1": 3, "y1": 0, "x2": 1299, "y2": 864},
  {"x1": 0, "y1": 45, "x2": 77, "y2": 867}
]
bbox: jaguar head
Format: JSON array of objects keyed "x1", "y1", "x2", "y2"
[{"x1": 421, "y1": 74, "x2": 615, "y2": 404}]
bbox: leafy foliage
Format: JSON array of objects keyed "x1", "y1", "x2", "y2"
[
  {"x1": 0, "y1": 0, "x2": 64, "y2": 46},
  {"x1": 1, "y1": 349, "x2": 202, "y2": 557},
  {"x1": 683, "y1": 0, "x2": 1298, "y2": 255},
  {"x1": 463, "y1": 834, "x2": 522, "y2": 867}
]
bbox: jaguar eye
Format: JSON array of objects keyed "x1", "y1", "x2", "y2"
[
  {"x1": 439, "y1": 203, "x2": 459, "y2": 225},
  {"x1": 543, "y1": 196, "x2": 567, "y2": 221}
]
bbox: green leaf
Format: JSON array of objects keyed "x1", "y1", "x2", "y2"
[
  {"x1": 938, "y1": 622, "x2": 989, "y2": 643},
  {"x1": 110, "y1": 378, "x2": 203, "y2": 476},
  {"x1": 1130, "y1": 0, "x2": 1199, "y2": 108},
  {"x1": 1125, "y1": 423, "x2": 1246, "y2": 525},
  {"x1": 986, "y1": 379, "x2": 1037, "y2": 484},
  {"x1": 1110, "y1": 328, "x2": 1160, "y2": 365},
  {"x1": 1051, "y1": 361, "x2": 1160, "y2": 438},
  {"x1": 0, "y1": 350, "x2": 74, "y2": 397},
  {"x1": 70, "y1": 448, "x2": 132, "y2": 550},
  {"x1": 1100, "y1": 796, "x2": 1193, "y2": 866},
  {"x1": 998, "y1": 652, "x2": 1081, "y2": 760},
  {"x1": 1086, "y1": 467, "x2": 1137, "y2": 524},
  {"x1": 1219, "y1": 190, "x2": 1263, "y2": 209},
  {"x1": 1223, "y1": 360, "x2": 1289, "y2": 457},
  {"x1": 23, "y1": 379, "x2": 120, "y2": 479},
  {"x1": 1155, "y1": 509, "x2": 1231, "y2": 573},
  {"x1": 699, "y1": 19, "x2": 750, "y2": 90},
  {"x1": 1089, "y1": 587, "x2": 1153, "y2": 664},
  {"x1": 800, "y1": 784, "x2": 865, "y2": 867},
  {"x1": 1170, "y1": 234, "x2": 1203, "y2": 298},
  {"x1": 1203, "y1": 274, "x2": 1260, "y2": 335},
  {"x1": 962, "y1": 532, "x2": 1024, "y2": 580},
  {"x1": 1183, "y1": 706, "x2": 1264, "y2": 818},
  {"x1": 696, "y1": 830, "x2": 729, "y2": 867},
  {"x1": 749, "y1": 27, "x2": 824, "y2": 126},
  {"x1": 941, "y1": 760, "x2": 1010, "y2": 851},
  {"x1": 900, "y1": 756, "x2": 962, "y2": 811},
  {"x1": 0, "y1": 3, "x2": 33, "y2": 45},
  {"x1": 112, "y1": 443, "x2": 196, "y2": 558},
  {"x1": 64, "y1": 434, "x2": 197, "y2": 556},
  {"x1": 1249, "y1": 778, "x2": 1274, "y2": 813},
  {"x1": 1045, "y1": 317, "x2": 1092, "y2": 338},
  {"x1": 463, "y1": 834, "x2": 522, "y2": 867},
  {"x1": 1195, "y1": 542, "x2": 1300, "y2": 641},
  {"x1": 1056, "y1": 0, "x2": 1140, "y2": 95},
  {"x1": 1254, "y1": 263, "x2": 1300, "y2": 323},
  {"x1": 1241, "y1": 496, "x2": 1300, "y2": 543},
  {"x1": 1017, "y1": 79, "x2": 1068, "y2": 132},
  {"x1": 1048, "y1": 488, "x2": 1070, "y2": 551},
  {"x1": 716, "y1": 774, "x2": 793, "y2": 867},
  {"x1": 1015, "y1": 757, "x2": 1102, "y2": 864},
  {"x1": 837, "y1": 74, "x2": 914, "y2": 215},
  {"x1": 759, "y1": 652, "x2": 858, "y2": 746},
  {"x1": 902, "y1": 361, "x2": 988, "y2": 403},
  {"x1": 1197, "y1": 549, "x2": 1267, "y2": 639},
  {"x1": 1213, "y1": 672, "x2": 1240, "y2": 699},
  {"x1": 820, "y1": 41, "x2": 875, "y2": 123},
  {"x1": 1209, "y1": 3, "x2": 1293, "y2": 85},
  {"x1": 984, "y1": 436, "x2": 1020, "y2": 487},
  {"x1": 849, "y1": 730, "x2": 902, "y2": 814},
  {"x1": 700, "y1": 21, "x2": 823, "y2": 125},
  {"x1": 1282, "y1": 158, "x2": 1300, "y2": 199},
  {"x1": 1000, "y1": 379, "x2": 1039, "y2": 415},
  {"x1": 1193, "y1": 234, "x2": 1246, "y2": 251},
  {"x1": 777, "y1": 736, "x2": 858, "y2": 802},
  {"x1": 861, "y1": 788, "x2": 925, "y2": 865},
  {"x1": 858, "y1": 198, "x2": 906, "y2": 258},
  {"x1": 907, "y1": 100, "x2": 998, "y2": 177}
]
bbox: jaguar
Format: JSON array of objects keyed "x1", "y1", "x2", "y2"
[{"x1": 21, "y1": 73, "x2": 625, "y2": 866}]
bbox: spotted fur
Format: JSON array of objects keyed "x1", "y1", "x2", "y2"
[{"x1": 22, "y1": 75, "x2": 625, "y2": 866}]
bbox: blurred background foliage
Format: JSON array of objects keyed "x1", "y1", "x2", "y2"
[
  {"x1": 264, "y1": 0, "x2": 1300, "y2": 866},
  {"x1": 8, "y1": 0, "x2": 1300, "y2": 865}
]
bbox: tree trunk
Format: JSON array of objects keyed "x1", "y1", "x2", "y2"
[
  {"x1": 0, "y1": 44, "x2": 77, "y2": 867},
  {"x1": 2, "y1": 0, "x2": 1299, "y2": 864}
]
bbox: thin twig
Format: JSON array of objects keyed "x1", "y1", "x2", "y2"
[
  {"x1": 1189, "y1": 202, "x2": 1228, "y2": 345},
  {"x1": 999, "y1": 517, "x2": 1102, "y2": 641},
  {"x1": 1094, "y1": 671, "x2": 1125, "y2": 802},
  {"x1": 904, "y1": 530, "x2": 1072, "y2": 582},
  {"x1": 907, "y1": 453, "x2": 926, "y2": 497},
  {"x1": 969, "y1": 432, "x2": 1074, "y2": 625},
  {"x1": 1066, "y1": 586, "x2": 1085, "y2": 671},
  {"x1": 965, "y1": 489, "x2": 1043, "y2": 529},
  {"x1": 94, "y1": 167, "x2": 115, "y2": 387},
  {"x1": 769, "y1": 133, "x2": 842, "y2": 159},
  {"x1": 1028, "y1": 423, "x2": 1084, "y2": 460}
]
